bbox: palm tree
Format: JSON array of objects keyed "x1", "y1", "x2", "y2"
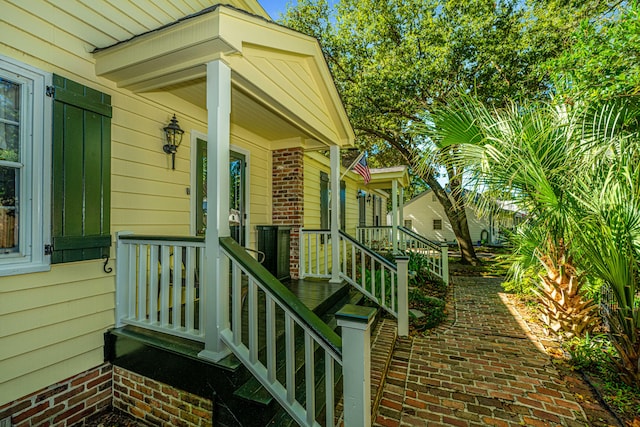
[
  {"x1": 427, "y1": 95, "x2": 640, "y2": 383},
  {"x1": 426, "y1": 97, "x2": 600, "y2": 337},
  {"x1": 572, "y1": 108, "x2": 640, "y2": 384}
]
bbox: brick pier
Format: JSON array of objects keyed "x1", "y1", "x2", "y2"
[{"x1": 374, "y1": 276, "x2": 589, "y2": 427}]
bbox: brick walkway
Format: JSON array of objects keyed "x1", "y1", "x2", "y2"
[{"x1": 374, "y1": 276, "x2": 589, "y2": 427}]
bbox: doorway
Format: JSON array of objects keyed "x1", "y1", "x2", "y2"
[{"x1": 193, "y1": 137, "x2": 248, "y2": 246}]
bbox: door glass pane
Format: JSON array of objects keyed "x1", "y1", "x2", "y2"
[
  {"x1": 0, "y1": 166, "x2": 18, "y2": 253},
  {"x1": 229, "y1": 153, "x2": 245, "y2": 246}
]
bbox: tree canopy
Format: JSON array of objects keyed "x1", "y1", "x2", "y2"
[{"x1": 281, "y1": 0, "x2": 623, "y2": 263}]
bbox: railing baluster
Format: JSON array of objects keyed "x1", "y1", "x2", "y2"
[
  {"x1": 159, "y1": 245, "x2": 171, "y2": 326},
  {"x1": 198, "y1": 246, "x2": 205, "y2": 333},
  {"x1": 307, "y1": 234, "x2": 312, "y2": 276},
  {"x1": 172, "y1": 245, "x2": 182, "y2": 328},
  {"x1": 360, "y1": 248, "x2": 365, "y2": 289},
  {"x1": 127, "y1": 244, "x2": 136, "y2": 321},
  {"x1": 149, "y1": 245, "x2": 159, "y2": 324},
  {"x1": 266, "y1": 295, "x2": 276, "y2": 384},
  {"x1": 232, "y1": 262, "x2": 242, "y2": 346},
  {"x1": 323, "y1": 233, "x2": 329, "y2": 275},
  {"x1": 371, "y1": 258, "x2": 376, "y2": 302},
  {"x1": 341, "y1": 238, "x2": 347, "y2": 275},
  {"x1": 351, "y1": 244, "x2": 356, "y2": 281},
  {"x1": 381, "y1": 262, "x2": 386, "y2": 308},
  {"x1": 305, "y1": 332, "x2": 315, "y2": 426},
  {"x1": 184, "y1": 246, "x2": 194, "y2": 331},
  {"x1": 325, "y1": 352, "x2": 335, "y2": 427},
  {"x1": 285, "y1": 313, "x2": 296, "y2": 404},
  {"x1": 248, "y1": 278, "x2": 258, "y2": 364},
  {"x1": 315, "y1": 235, "x2": 320, "y2": 275},
  {"x1": 137, "y1": 244, "x2": 148, "y2": 322}
]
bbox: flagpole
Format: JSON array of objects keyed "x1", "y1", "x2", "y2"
[{"x1": 340, "y1": 152, "x2": 365, "y2": 180}]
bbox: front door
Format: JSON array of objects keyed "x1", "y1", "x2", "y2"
[{"x1": 195, "y1": 138, "x2": 247, "y2": 246}]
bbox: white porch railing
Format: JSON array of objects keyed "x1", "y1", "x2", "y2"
[
  {"x1": 115, "y1": 232, "x2": 375, "y2": 426},
  {"x1": 356, "y1": 225, "x2": 449, "y2": 283},
  {"x1": 115, "y1": 233, "x2": 205, "y2": 341},
  {"x1": 300, "y1": 229, "x2": 409, "y2": 336}
]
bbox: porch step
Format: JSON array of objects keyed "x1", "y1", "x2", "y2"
[{"x1": 266, "y1": 314, "x2": 398, "y2": 426}]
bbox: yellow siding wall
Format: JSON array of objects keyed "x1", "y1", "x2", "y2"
[{"x1": 0, "y1": 3, "x2": 272, "y2": 406}]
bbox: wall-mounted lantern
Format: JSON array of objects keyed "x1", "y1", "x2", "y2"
[{"x1": 163, "y1": 114, "x2": 184, "y2": 170}]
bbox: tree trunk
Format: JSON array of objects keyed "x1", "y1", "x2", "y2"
[{"x1": 423, "y1": 173, "x2": 479, "y2": 265}]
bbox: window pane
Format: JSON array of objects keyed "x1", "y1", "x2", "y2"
[
  {"x1": 0, "y1": 78, "x2": 20, "y2": 162},
  {"x1": 0, "y1": 166, "x2": 18, "y2": 253}
]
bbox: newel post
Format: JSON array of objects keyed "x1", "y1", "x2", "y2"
[
  {"x1": 115, "y1": 231, "x2": 133, "y2": 328},
  {"x1": 441, "y1": 242, "x2": 449, "y2": 284},
  {"x1": 336, "y1": 305, "x2": 377, "y2": 427},
  {"x1": 396, "y1": 255, "x2": 409, "y2": 337}
]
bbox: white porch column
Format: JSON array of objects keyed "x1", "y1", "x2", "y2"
[
  {"x1": 330, "y1": 145, "x2": 341, "y2": 283},
  {"x1": 399, "y1": 186, "x2": 405, "y2": 249},
  {"x1": 199, "y1": 59, "x2": 231, "y2": 362},
  {"x1": 391, "y1": 180, "x2": 398, "y2": 253}
]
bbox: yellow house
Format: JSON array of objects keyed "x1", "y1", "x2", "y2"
[{"x1": 0, "y1": 2, "x2": 443, "y2": 425}]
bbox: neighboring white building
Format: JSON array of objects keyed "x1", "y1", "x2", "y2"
[{"x1": 400, "y1": 189, "x2": 524, "y2": 245}]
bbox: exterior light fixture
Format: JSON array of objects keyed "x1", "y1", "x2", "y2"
[
  {"x1": 366, "y1": 194, "x2": 372, "y2": 204},
  {"x1": 163, "y1": 114, "x2": 184, "y2": 170}
]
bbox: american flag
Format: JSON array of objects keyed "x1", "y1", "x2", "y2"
[{"x1": 353, "y1": 154, "x2": 371, "y2": 184}]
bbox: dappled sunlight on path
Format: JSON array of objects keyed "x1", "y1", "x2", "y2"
[{"x1": 374, "y1": 276, "x2": 589, "y2": 427}]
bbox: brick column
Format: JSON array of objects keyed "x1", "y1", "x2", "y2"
[{"x1": 272, "y1": 147, "x2": 304, "y2": 279}]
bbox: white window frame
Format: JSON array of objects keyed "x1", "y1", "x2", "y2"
[{"x1": 0, "y1": 56, "x2": 51, "y2": 276}]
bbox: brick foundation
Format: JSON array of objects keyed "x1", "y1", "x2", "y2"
[
  {"x1": 0, "y1": 364, "x2": 112, "y2": 427},
  {"x1": 272, "y1": 147, "x2": 304, "y2": 279},
  {"x1": 113, "y1": 366, "x2": 213, "y2": 427}
]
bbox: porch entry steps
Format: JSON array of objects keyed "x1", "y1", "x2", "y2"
[
  {"x1": 233, "y1": 285, "x2": 363, "y2": 406},
  {"x1": 106, "y1": 278, "x2": 364, "y2": 426},
  {"x1": 266, "y1": 314, "x2": 398, "y2": 426}
]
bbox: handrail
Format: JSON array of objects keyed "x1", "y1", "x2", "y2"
[
  {"x1": 398, "y1": 226, "x2": 441, "y2": 251},
  {"x1": 220, "y1": 236, "x2": 342, "y2": 356},
  {"x1": 119, "y1": 234, "x2": 205, "y2": 243}
]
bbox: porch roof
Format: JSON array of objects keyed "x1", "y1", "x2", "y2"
[
  {"x1": 366, "y1": 166, "x2": 410, "y2": 190},
  {"x1": 93, "y1": 5, "x2": 354, "y2": 150}
]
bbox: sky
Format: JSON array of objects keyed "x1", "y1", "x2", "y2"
[{"x1": 260, "y1": 0, "x2": 294, "y2": 19}]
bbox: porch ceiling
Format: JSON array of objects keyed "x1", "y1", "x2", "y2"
[
  {"x1": 366, "y1": 166, "x2": 411, "y2": 190},
  {"x1": 93, "y1": 5, "x2": 354, "y2": 149}
]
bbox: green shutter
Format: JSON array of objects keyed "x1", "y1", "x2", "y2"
[
  {"x1": 51, "y1": 75, "x2": 112, "y2": 263},
  {"x1": 320, "y1": 172, "x2": 329, "y2": 229}
]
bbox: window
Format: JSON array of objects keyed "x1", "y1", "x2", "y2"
[
  {"x1": 51, "y1": 75, "x2": 111, "y2": 263},
  {"x1": 433, "y1": 219, "x2": 443, "y2": 230},
  {"x1": 404, "y1": 219, "x2": 412, "y2": 229},
  {"x1": 0, "y1": 56, "x2": 51, "y2": 275}
]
